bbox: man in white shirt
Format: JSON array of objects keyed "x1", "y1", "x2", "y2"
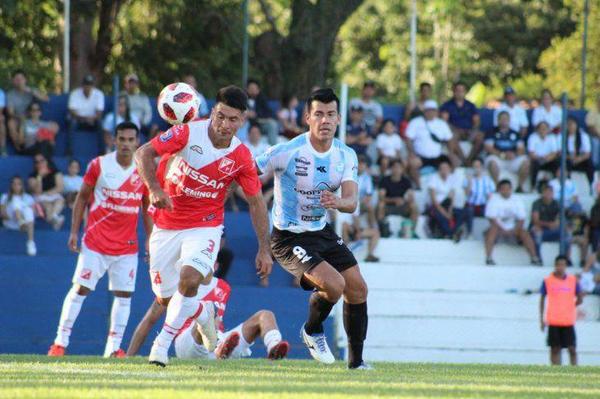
[
  {"x1": 493, "y1": 87, "x2": 528, "y2": 137},
  {"x1": 484, "y1": 180, "x2": 540, "y2": 266},
  {"x1": 427, "y1": 157, "x2": 465, "y2": 241},
  {"x1": 349, "y1": 81, "x2": 383, "y2": 133},
  {"x1": 406, "y1": 100, "x2": 456, "y2": 188},
  {"x1": 68, "y1": 74, "x2": 105, "y2": 154},
  {"x1": 531, "y1": 89, "x2": 562, "y2": 132}
]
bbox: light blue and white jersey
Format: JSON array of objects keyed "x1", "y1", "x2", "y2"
[{"x1": 256, "y1": 133, "x2": 358, "y2": 233}]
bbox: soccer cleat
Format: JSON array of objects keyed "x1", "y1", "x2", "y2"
[
  {"x1": 148, "y1": 342, "x2": 169, "y2": 367},
  {"x1": 47, "y1": 344, "x2": 65, "y2": 357},
  {"x1": 196, "y1": 302, "x2": 218, "y2": 352},
  {"x1": 215, "y1": 332, "x2": 240, "y2": 359},
  {"x1": 301, "y1": 324, "x2": 335, "y2": 364},
  {"x1": 108, "y1": 349, "x2": 126, "y2": 358},
  {"x1": 268, "y1": 340, "x2": 290, "y2": 360},
  {"x1": 349, "y1": 361, "x2": 374, "y2": 370}
]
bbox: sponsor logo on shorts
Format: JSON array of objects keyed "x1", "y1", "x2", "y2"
[
  {"x1": 301, "y1": 215, "x2": 323, "y2": 222},
  {"x1": 293, "y1": 246, "x2": 312, "y2": 264},
  {"x1": 159, "y1": 131, "x2": 173, "y2": 142},
  {"x1": 80, "y1": 268, "x2": 92, "y2": 280},
  {"x1": 201, "y1": 239, "x2": 216, "y2": 260},
  {"x1": 337, "y1": 239, "x2": 344, "y2": 245}
]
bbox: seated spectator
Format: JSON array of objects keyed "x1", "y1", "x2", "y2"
[
  {"x1": 6, "y1": 69, "x2": 49, "y2": 154},
  {"x1": 404, "y1": 82, "x2": 432, "y2": 121},
  {"x1": 530, "y1": 184, "x2": 571, "y2": 264},
  {"x1": 340, "y1": 211, "x2": 380, "y2": 263},
  {"x1": 356, "y1": 155, "x2": 377, "y2": 229},
  {"x1": 531, "y1": 89, "x2": 562, "y2": 133},
  {"x1": 579, "y1": 255, "x2": 600, "y2": 295},
  {"x1": 484, "y1": 111, "x2": 529, "y2": 192},
  {"x1": 17, "y1": 102, "x2": 58, "y2": 158},
  {"x1": 440, "y1": 81, "x2": 483, "y2": 165},
  {"x1": 123, "y1": 73, "x2": 158, "y2": 137},
  {"x1": 427, "y1": 158, "x2": 465, "y2": 241},
  {"x1": 27, "y1": 153, "x2": 65, "y2": 230},
  {"x1": 548, "y1": 167, "x2": 579, "y2": 210},
  {"x1": 377, "y1": 160, "x2": 418, "y2": 238},
  {"x1": 589, "y1": 196, "x2": 600, "y2": 252},
  {"x1": 345, "y1": 105, "x2": 372, "y2": 157},
  {"x1": 102, "y1": 95, "x2": 141, "y2": 153},
  {"x1": 493, "y1": 86, "x2": 529, "y2": 137},
  {"x1": 182, "y1": 74, "x2": 209, "y2": 117},
  {"x1": 528, "y1": 121, "x2": 559, "y2": 189},
  {"x1": 376, "y1": 119, "x2": 403, "y2": 176},
  {"x1": 464, "y1": 158, "x2": 496, "y2": 237},
  {"x1": 243, "y1": 123, "x2": 269, "y2": 159},
  {"x1": 277, "y1": 94, "x2": 302, "y2": 139},
  {"x1": 63, "y1": 159, "x2": 84, "y2": 209},
  {"x1": 68, "y1": 74, "x2": 104, "y2": 154},
  {"x1": 558, "y1": 116, "x2": 594, "y2": 185},
  {"x1": 1, "y1": 176, "x2": 36, "y2": 256},
  {"x1": 0, "y1": 87, "x2": 6, "y2": 156},
  {"x1": 484, "y1": 180, "x2": 540, "y2": 265},
  {"x1": 406, "y1": 100, "x2": 455, "y2": 188},
  {"x1": 246, "y1": 79, "x2": 278, "y2": 145},
  {"x1": 349, "y1": 81, "x2": 383, "y2": 133}
]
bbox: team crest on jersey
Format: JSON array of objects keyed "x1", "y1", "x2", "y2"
[
  {"x1": 159, "y1": 131, "x2": 173, "y2": 142},
  {"x1": 130, "y1": 173, "x2": 140, "y2": 185},
  {"x1": 218, "y1": 157, "x2": 236, "y2": 174},
  {"x1": 335, "y1": 162, "x2": 345, "y2": 173}
]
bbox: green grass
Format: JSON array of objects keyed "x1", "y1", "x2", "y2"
[{"x1": 1, "y1": 355, "x2": 600, "y2": 399}]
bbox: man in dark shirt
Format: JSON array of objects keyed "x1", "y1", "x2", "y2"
[
  {"x1": 246, "y1": 79, "x2": 278, "y2": 145},
  {"x1": 377, "y1": 160, "x2": 419, "y2": 237},
  {"x1": 345, "y1": 105, "x2": 372, "y2": 157},
  {"x1": 530, "y1": 185, "x2": 571, "y2": 263},
  {"x1": 484, "y1": 111, "x2": 530, "y2": 192}
]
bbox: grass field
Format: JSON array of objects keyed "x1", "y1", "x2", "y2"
[{"x1": 2, "y1": 355, "x2": 600, "y2": 399}]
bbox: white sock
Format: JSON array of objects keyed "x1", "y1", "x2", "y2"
[
  {"x1": 263, "y1": 329, "x2": 282, "y2": 353},
  {"x1": 104, "y1": 297, "x2": 131, "y2": 356},
  {"x1": 154, "y1": 291, "x2": 200, "y2": 349},
  {"x1": 54, "y1": 287, "x2": 86, "y2": 347}
]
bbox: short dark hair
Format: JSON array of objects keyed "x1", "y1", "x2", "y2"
[
  {"x1": 419, "y1": 82, "x2": 432, "y2": 90},
  {"x1": 555, "y1": 255, "x2": 569, "y2": 264},
  {"x1": 472, "y1": 157, "x2": 484, "y2": 165},
  {"x1": 68, "y1": 159, "x2": 80, "y2": 167},
  {"x1": 115, "y1": 121, "x2": 140, "y2": 137},
  {"x1": 246, "y1": 78, "x2": 260, "y2": 88},
  {"x1": 306, "y1": 88, "x2": 339, "y2": 113},
  {"x1": 497, "y1": 111, "x2": 510, "y2": 121},
  {"x1": 453, "y1": 81, "x2": 468, "y2": 90},
  {"x1": 438, "y1": 155, "x2": 452, "y2": 167},
  {"x1": 12, "y1": 69, "x2": 26, "y2": 78},
  {"x1": 216, "y1": 85, "x2": 248, "y2": 112},
  {"x1": 248, "y1": 121, "x2": 261, "y2": 131},
  {"x1": 390, "y1": 159, "x2": 403, "y2": 168},
  {"x1": 498, "y1": 179, "x2": 512, "y2": 189}
]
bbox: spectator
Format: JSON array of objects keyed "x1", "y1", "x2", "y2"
[
  {"x1": 182, "y1": 74, "x2": 209, "y2": 117},
  {"x1": 349, "y1": 80, "x2": 384, "y2": 133},
  {"x1": 243, "y1": 123, "x2": 269, "y2": 159},
  {"x1": 0, "y1": 87, "x2": 7, "y2": 156},
  {"x1": 123, "y1": 73, "x2": 158, "y2": 137},
  {"x1": 427, "y1": 158, "x2": 465, "y2": 241},
  {"x1": 404, "y1": 82, "x2": 433, "y2": 121},
  {"x1": 340, "y1": 211, "x2": 380, "y2": 263},
  {"x1": 531, "y1": 89, "x2": 563, "y2": 133},
  {"x1": 580, "y1": 254, "x2": 600, "y2": 294},
  {"x1": 27, "y1": 153, "x2": 65, "y2": 230},
  {"x1": 277, "y1": 94, "x2": 303, "y2": 139},
  {"x1": 246, "y1": 79, "x2": 278, "y2": 145},
  {"x1": 530, "y1": 185, "x2": 571, "y2": 264},
  {"x1": 484, "y1": 111, "x2": 529, "y2": 192},
  {"x1": 345, "y1": 105, "x2": 372, "y2": 157},
  {"x1": 62, "y1": 159, "x2": 84, "y2": 209},
  {"x1": 377, "y1": 160, "x2": 418, "y2": 238},
  {"x1": 356, "y1": 155, "x2": 378, "y2": 229},
  {"x1": 589, "y1": 196, "x2": 600, "y2": 253},
  {"x1": 68, "y1": 74, "x2": 104, "y2": 154},
  {"x1": 1, "y1": 176, "x2": 36, "y2": 256},
  {"x1": 376, "y1": 119, "x2": 403, "y2": 176},
  {"x1": 440, "y1": 81, "x2": 483, "y2": 165},
  {"x1": 559, "y1": 116, "x2": 594, "y2": 186},
  {"x1": 528, "y1": 121, "x2": 560, "y2": 189},
  {"x1": 6, "y1": 69, "x2": 49, "y2": 153},
  {"x1": 102, "y1": 95, "x2": 141, "y2": 153},
  {"x1": 548, "y1": 167, "x2": 579, "y2": 210},
  {"x1": 17, "y1": 102, "x2": 59, "y2": 158},
  {"x1": 406, "y1": 100, "x2": 455, "y2": 188},
  {"x1": 484, "y1": 180, "x2": 540, "y2": 265},
  {"x1": 464, "y1": 158, "x2": 496, "y2": 237},
  {"x1": 493, "y1": 86, "x2": 528, "y2": 136}
]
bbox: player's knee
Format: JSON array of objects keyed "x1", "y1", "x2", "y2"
[
  {"x1": 257, "y1": 310, "x2": 275, "y2": 324},
  {"x1": 156, "y1": 296, "x2": 170, "y2": 306},
  {"x1": 346, "y1": 279, "x2": 368, "y2": 303},
  {"x1": 75, "y1": 284, "x2": 91, "y2": 296},
  {"x1": 179, "y1": 268, "x2": 203, "y2": 293},
  {"x1": 326, "y1": 274, "x2": 345, "y2": 301}
]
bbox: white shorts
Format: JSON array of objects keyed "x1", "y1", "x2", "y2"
[
  {"x1": 3, "y1": 206, "x2": 34, "y2": 230},
  {"x1": 149, "y1": 225, "x2": 223, "y2": 299},
  {"x1": 72, "y1": 243, "x2": 138, "y2": 292},
  {"x1": 174, "y1": 323, "x2": 252, "y2": 360},
  {"x1": 485, "y1": 154, "x2": 527, "y2": 174}
]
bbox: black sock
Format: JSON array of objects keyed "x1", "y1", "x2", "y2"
[
  {"x1": 344, "y1": 301, "x2": 368, "y2": 368},
  {"x1": 304, "y1": 292, "x2": 336, "y2": 335}
]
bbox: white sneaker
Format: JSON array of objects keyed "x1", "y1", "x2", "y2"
[
  {"x1": 26, "y1": 240, "x2": 37, "y2": 256},
  {"x1": 196, "y1": 302, "x2": 217, "y2": 352},
  {"x1": 349, "y1": 362, "x2": 374, "y2": 370},
  {"x1": 148, "y1": 341, "x2": 169, "y2": 367},
  {"x1": 301, "y1": 324, "x2": 335, "y2": 364}
]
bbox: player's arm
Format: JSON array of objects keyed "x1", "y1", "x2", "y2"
[
  {"x1": 321, "y1": 181, "x2": 358, "y2": 214},
  {"x1": 135, "y1": 143, "x2": 172, "y2": 211},
  {"x1": 141, "y1": 195, "x2": 153, "y2": 260},
  {"x1": 126, "y1": 300, "x2": 166, "y2": 356},
  {"x1": 68, "y1": 182, "x2": 94, "y2": 253},
  {"x1": 246, "y1": 191, "x2": 273, "y2": 278}
]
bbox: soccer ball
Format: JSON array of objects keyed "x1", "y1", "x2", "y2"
[{"x1": 157, "y1": 82, "x2": 201, "y2": 125}]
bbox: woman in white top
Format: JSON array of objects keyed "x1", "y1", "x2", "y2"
[
  {"x1": 1, "y1": 176, "x2": 37, "y2": 256},
  {"x1": 560, "y1": 116, "x2": 594, "y2": 184},
  {"x1": 528, "y1": 121, "x2": 559, "y2": 189},
  {"x1": 427, "y1": 157, "x2": 465, "y2": 240},
  {"x1": 376, "y1": 119, "x2": 404, "y2": 176},
  {"x1": 531, "y1": 89, "x2": 563, "y2": 132}
]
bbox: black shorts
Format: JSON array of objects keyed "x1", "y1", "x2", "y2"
[
  {"x1": 271, "y1": 224, "x2": 358, "y2": 290},
  {"x1": 421, "y1": 155, "x2": 445, "y2": 169},
  {"x1": 547, "y1": 326, "x2": 576, "y2": 348}
]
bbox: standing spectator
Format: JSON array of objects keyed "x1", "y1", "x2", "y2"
[
  {"x1": 528, "y1": 121, "x2": 560, "y2": 189},
  {"x1": 464, "y1": 158, "x2": 496, "y2": 237},
  {"x1": 530, "y1": 185, "x2": 571, "y2": 263},
  {"x1": 243, "y1": 123, "x2": 269, "y2": 159},
  {"x1": 493, "y1": 87, "x2": 528, "y2": 137},
  {"x1": 404, "y1": 82, "x2": 433, "y2": 121},
  {"x1": 62, "y1": 159, "x2": 84, "y2": 209},
  {"x1": 349, "y1": 81, "x2": 384, "y2": 133},
  {"x1": 427, "y1": 158, "x2": 465, "y2": 240},
  {"x1": 102, "y1": 95, "x2": 141, "y2": 153},
  {"x1": 27, "y1": 153, "x2": 65, "y2": 230},
  {"x1": 246, "y1": 79, "x2": 278, "y2": 145},
  {"x1": 539, "y1": 255, "x2": 583, "y2": 366},
  {"x1": 484, "y1": 111, "x2": 529, "y2": 192},
  {"x1": 68, "y1": 74, "x2": 104, "y2": 153},
  {"x1": 6, "y1": 69, "x2": 49, "y2": 153},
  {"x1": 558, "y1": 116, "x2": 594, "y2": 185},
  {"x1": 375, "y1": 119, "x2": 403, "y2": 176},
  {"x1": 406, "y1": 100, "x2": 455, "y2": 188},
  {"x1": 123, "y1": 73, "x2": 158, "y2": 137},
  {"x1": 0, "y1": 86, "x2": 7, "y2": 156},
  {"x1": 531, "y1": 89, "x2": 563, "y2": 133},
  {"x1": 377, "y1": 160, "x2": 418, "y2": 238},
  {"x1": 484, "y1": 180, "x2": 540, "y2": 265},
  {"x1": 345, "y1": 105, "x2": 372, "y2": 157},
  {"x1": 440, "y1": 81, "x2": 483, "y2": 165},
  {"x1": 17, "y1": 102, "x2": 59, "y2": 158},
  {"x1": 1, "y1": 176, "x2": 36, "y2": 256},
  {"x1": 277, "y1": 94, "x2": 302, "y2": 139},
  {"x1": 182, "y1": 74, "x2": 209, "y2": 117}
]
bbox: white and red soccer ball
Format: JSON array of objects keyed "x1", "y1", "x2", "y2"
[{"x1": 157, "y1": 82, "x2": 201, "y2": 125}]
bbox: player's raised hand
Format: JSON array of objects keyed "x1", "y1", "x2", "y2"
[
  {"x1": 255, "y1": 247, "x2": 273, "y2": 278},
  {"x1": 320, "y1": 190, "x2": 339, "y2": 209},
  {"x1": 68, "y1": 232, "x2": 79, "y2": 253},
  {"x1": 150, "y1": 188, "x2": 173, "y2": 211}
]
